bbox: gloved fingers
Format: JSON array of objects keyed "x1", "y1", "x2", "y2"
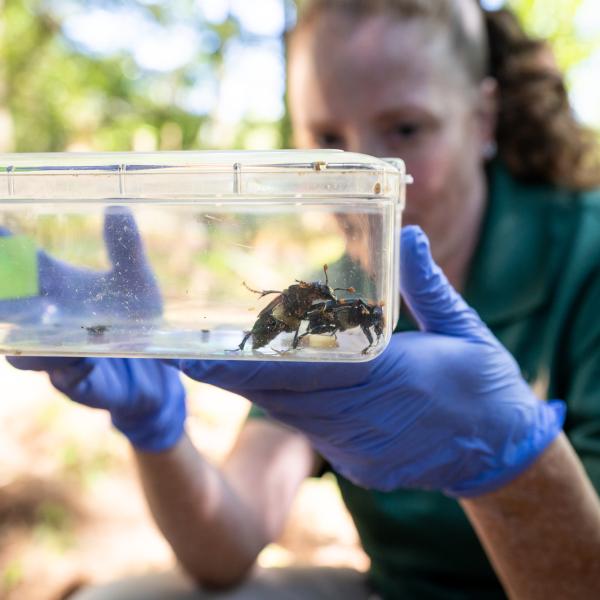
[
  {"x1": 6, "y1": 355, "x2": 90, "y2": 372},
  {"x1": 36, "y1": 247, "x2": 119, "y2": 322},
  {"x1": 103, "y1": 207, "x2": 147, "y2": 270},
  {"x1": 0, "y1": 223, "x2": 91, "y2": 283},
  {"x1": 400, "y1": 226, "x2": 491, "y2": 341},
  {"x1": 49, "y1": 357, "x2": 119, "y2": 408},
  {"x1": 177, "y1": 359, "x2": 312, "y2": 392},
  {"x1": 48, "y1": 357, "x2": 184, "y2": 417},
  {"x1": 176, "y1": 358, "x2": 372, "y2": 392}
]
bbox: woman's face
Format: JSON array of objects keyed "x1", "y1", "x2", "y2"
[{"x1": 288, "y1": 13, "x2": 496, "y2": 262}]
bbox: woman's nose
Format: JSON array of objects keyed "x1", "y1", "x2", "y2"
[{"x1": 346, "y1": 132, "x2": 388, "y2": 158}]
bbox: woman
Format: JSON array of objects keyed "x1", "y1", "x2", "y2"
[
  {"x1": 11, "y1": 1, "x2": 600, "y2": 598},
  {"x1": 227, "y1": 2, "x2": 600, "y2": 596}
]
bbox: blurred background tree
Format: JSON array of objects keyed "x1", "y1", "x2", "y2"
[
  {"x1": 0, "y1": 0, "x2": 598, "y2": 156},
  {"x1": 0, "y1": 0, "x2": 294, "y2": 153},
  {"x1": 510, "y1": 0, "x2": 599, "y2": 68}
]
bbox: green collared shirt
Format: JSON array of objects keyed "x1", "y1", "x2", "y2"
[
  {"x1": 339, "y1": 162, "x2": 600, "y2": 599},
  {"x1": 250, "y1": 161, "x2": 600, "y2": 599}
]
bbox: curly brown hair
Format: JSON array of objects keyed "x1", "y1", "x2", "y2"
[{"x1": 291, "y1": 0, "x2": 600, "y2": 190}]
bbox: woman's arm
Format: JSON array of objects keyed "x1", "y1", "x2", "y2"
[
  {"x1": 462, "y1": 432, "x2": 600, "y2": 600},
  {"x1": 135, "y1": 419, "x2": 317, "y2": 588}
]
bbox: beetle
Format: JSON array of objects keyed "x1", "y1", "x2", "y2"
[
  {"x1": 294, "y1": 298, "x2": 385, "y2": 354},
  {"x1": 238, "y1": 265, "x2": 354, "y2": 351}
]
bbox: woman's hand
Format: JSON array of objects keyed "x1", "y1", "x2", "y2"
[
  {"x1": 4, "y1": 208, "x2": 184, "y2": 452},
  {"x1": 0, "y1": 206, "x2": 162, "y2": 324},
  {"x1": 175, "y1": 226, "x2": 565, "y2": 496},
  {"x1": 8, "y1": 356, "x2": 186, "y2": 452}
]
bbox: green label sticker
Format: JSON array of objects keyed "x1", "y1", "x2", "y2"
[{"x1": 0, "y1": 236, "x2": 39, "y2": 300}]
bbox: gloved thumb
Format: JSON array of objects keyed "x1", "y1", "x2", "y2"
[
  {"x1": 103, "y1": 207, "x2": 147, "y2": 270},
  {"x1": 102, "y1": 206, "x2": 162, "y2": 316},
  {"x1": 400, "y1": 226, "x2": 489, "y2": 340}
]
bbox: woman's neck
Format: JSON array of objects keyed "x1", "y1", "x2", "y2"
[{"x1": 433, "y1": 174, "x2": 488, "y2": 293}]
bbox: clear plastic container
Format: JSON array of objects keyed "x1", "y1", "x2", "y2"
[{"x1": 0, "y1": 150, "x2": 408, "y2": 361}]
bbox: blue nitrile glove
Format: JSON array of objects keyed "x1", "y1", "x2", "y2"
[
  {"x1": 4, "y1": 208, "x2": 182, "y2": 452},
  {"x1": 7, "y1": 356, "x2": 186, "y2": 452},
  {"x1": 174, "y1": 226, "x2": 565, "y2": 496},
  {"x1": 0, "y1": 206, "x2": 161, "y2": 324}
]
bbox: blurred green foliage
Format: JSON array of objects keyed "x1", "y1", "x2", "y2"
[
  {"x1": 509, "y1": 0, "x2": 600, "y2": 71},
  {"x1": 0, "y1": 0, "x2": 597, "y2": 154},
  {"x1": 33, "y1": 500, "x2": 75, "y2": 552},
  {"x1": 1, "y1": 0, "x2": 203, "y2": 151},
  {"x1": 1, "y1": 560, "x2": 24, "y2": 593},
  {"x1": 0, "y1": 0, "x2": 290, "y2": 152}
]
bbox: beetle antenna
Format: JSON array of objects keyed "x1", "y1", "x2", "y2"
[
  {"x1": 243, "y1": 281, "x2": 281, "y2": 298},
  {"x1": 242, "y1": 281, "x2": 262, "y2": 294},
  {"x1": 323, "y1": 264, "x2": 329, "y2": 286},
  {"x1": 334, "y1": 286, "x2": 356, "y2": 293}
]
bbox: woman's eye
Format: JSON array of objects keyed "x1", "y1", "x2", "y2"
[
  {"x1": 315, "y1": 132, "x2": 344, "y2": 148},
  {"x1": 390, "y1": 123, "x2": 421, "y2": 139}
]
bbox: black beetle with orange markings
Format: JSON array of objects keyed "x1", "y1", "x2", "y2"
[
  {"x1": 238, "y1": 265, "x2": 355, "y2": 351},
  {"x1": 294, "y1": 298, "x2": 385, "y2": 354}
]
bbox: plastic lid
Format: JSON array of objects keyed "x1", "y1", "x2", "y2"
[{"x1": 0, "y1": 150, "x2": 407, "y2": 202}]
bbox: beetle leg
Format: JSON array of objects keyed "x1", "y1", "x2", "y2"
[
  {"x1": 292, "y1": 325, "x2": 302, "y2": 349},
  {"x1": 238, "y1": 330, "x2": 252, "y2": 351},
  {"x1": 296, "y1": 331, "x2": 313, "y2": 346},
  {"x1": 360, "y1": 324, "x2": 374, "y2": 354}
]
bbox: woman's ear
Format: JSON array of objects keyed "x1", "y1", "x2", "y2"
[{"x1": 477, "y1": 76, "x2": 499, "y2": 160}]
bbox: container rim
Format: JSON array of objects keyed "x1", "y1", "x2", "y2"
[{"x1": 0, "y1": 150, "x2": 409, "y2": 201}]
